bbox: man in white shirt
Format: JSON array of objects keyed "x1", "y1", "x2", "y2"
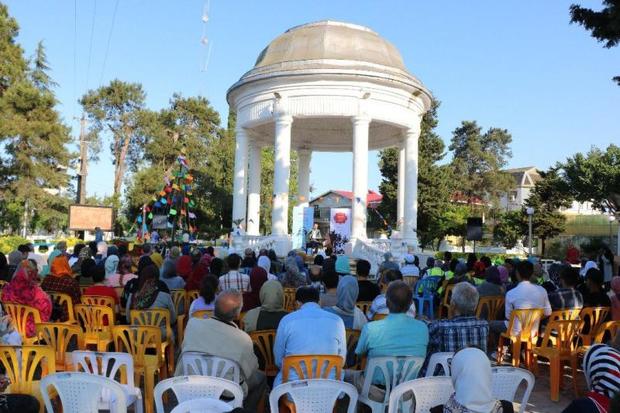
[
  {"x1": 490, "y1": 260, "x2": 552, "y2": 339},
  {"x1": 274, "y1": 286, "x2": 346, "y2": 387}
]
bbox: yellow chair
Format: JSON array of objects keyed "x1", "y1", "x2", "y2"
[
  {"x1": 0, "y1": 345, "x2": 56, "y2": 412},
  {"x1": 532, "y1": 319, "x2": 580, "y2": 401},
  {"x1": 355, "y1": 301, "x2": 372, "y2": 316},
  {"x1": 35, "y1": 322, "x2": 84, "y2": 371},
  {"x1": 281, "y1": 354, "x2": 344, "y2": 382},
  {"x1": 176, "y1": 314, "x2": 186, "y2": 347},
  {"x1": 549, "y1": 308, "x2": 581, "y2": 321},
  {"x1": 0, "y1": 280, "x2": 7, "y2": 289},
  {"x1": 372, "y1": 313, "x2": 387, "y2": 321},
  {"x1": 594, "y1": 320, "x2": 620, "y2": 344},
  {"x1": 345, "y1": 328, "x2": 362, "y2": 370},
  {"x1": 283, "y1": 288, "x2": 297, "y2": 312},
  {"x1": 113, "y1": 325, "x2": 165, "y2": 413},
  {"x1": 3, "y1": 303, "x2": 41, "y2": 345},
  {"x1": 48, "y1": 292, "x2": 77, "y2": 324},
  {"x1": 438, "y1": 284, "x2": 456, "y2": 319},
  {"x1": 171, "y1": 289, "x2": 187, "y2": 315},
  {"x1": 74, "y1": 304, "x2": 115, "y2": 351},
  {"x1": 497, "y1": 308, "x2": 545, "y2": 369},
  {"x1": 130, "y1": 309, "x2": 175, "y2": 376},
  {"x1": 81, "y1": 294, "x2": 116, "y2": 310},
  {"x1": 192, "y1": 309, "x2": 213, "y2": 319},
  {"x1": 578, "y1": 307, "x2": 610, "y2": 346},
  {"x1": 475, "y1": 296, "x2": 505, "y2": 321},
  {"x1": 186, "y1": 289, "x2": 200, "y2": 304},
  {"x1": 250, "y1": 329, "x2": 278, "y2": 378}
]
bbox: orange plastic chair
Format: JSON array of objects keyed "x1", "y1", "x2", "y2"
[
  {"x1": 186, "y1": 289, "x2": 200, "y2": 304},
  {"x1": 74, "y1": 304, "x2": 115, "y2": 351},
  {"x1": 593, "y1": 320, "x2": 620, "y2": 344},
  {"x1": 346, "y1": 328, "x2": 362, "y2": 370},
  {"x1": 192, "y1": 309, "x2": 213, "y2": 319},
  {"x1": 438, "y1": 284, "x2": 456, "y2": 319},
  {"x1": 372, "y1": 313, "x2": 387, "y2": 321},
  {"x1": 0, "y1": 280, "x2": 7, "y2": 289},
  {"x1": 281, "y1": 354, "x2": 344, "y2": 382},
  {"x1": 81, "y1": 294, "x2": 116, "y2": 310},
  {"x1": 0, "y1": 345, "x2": 56, "y2": 412},
  {"x1": 497, "y1": 308, "x2": 545, "y2": 369},
  {"x1": 250, "y1": 329, "x2": 278, "y2": 377},
  {"x1": 475, "y1": 296, "x2": 505, "y2": 321},
  {"x1": 355, "y1": 302, "x2": 372, "y2": 316},
  {"x1": 130, "y1": 309, "x2": 175, "y2": 376},
  {"x1": 549, "y1": 308, "x2": 581, "y2": 321},
  {"x1": 532, "y1": 319, "x2": 580, "y2": 401},
  {"x1": 171, "y1": 289, "x2": 187, "y2": 315},
  {"x1": 48, "y1": 292, "x2": 77, "y2": 324},
  {"x1": 35, "y1": 322, "x2": 85, "y2": 371},
  {"x1": 3, "y1": 303, "x2": 42, "y2": 345},
  {"x1": 112, "y1": 325, "x2": 165, "y2": 413},
  {"x1": 578, "y1": 307, "x2": 610, "y2": 346},
  {"x1": 283, "y1": 288, "x2": 297, "y2": 313},
  {"x1": 176, "y1": 314, "x2": 186, "y2": 348}
]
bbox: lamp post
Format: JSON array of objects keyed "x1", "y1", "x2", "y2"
[
  {"x1": 610, "y1": 215, "x2": 616, "y2": 249},
  {"x1": 526, "y1": 207, "x2": 535, "y2": 256}
]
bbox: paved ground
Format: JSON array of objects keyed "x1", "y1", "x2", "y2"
[{"x1": 512, "y1": 363, "x2": 579, "y2": 413}]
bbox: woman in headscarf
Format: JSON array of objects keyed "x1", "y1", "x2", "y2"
[
  {"x1": 242, "y1": 267, "x2": 269, "y2": 312},
  {"x1": 41, "y1": 255, "x2": 81, "y2": 303},
  {"x1": 126, "y1": 264, "x2": 176, "y2": 339},
  {"x1": 2, "y1": 262, "x2": 52, "y2": 337},
  {"x1": 176, "y1": 255, "x2": 194, "y2": 280},
  {"x1": 268, "y1": 249, "x2": 282, "y2": 275},
  {"x1": 188, "y1": 275, "x2": 219, "y2": 316},
  {"x1": 95, "y1": 241, "x2": 108, "y2": 265},
  {"x1": 497, "y1": 265, "x2": 510, "y2": 286},
  {"x1": 104, "y1": 255, "x2": 119, "y2": 279},
  {"x1": 335, "y1": 255, "x2": 351, "y2": 276},
  {"x1": 122, "y1": 256, "x2": 170, "y2": 309},
  {"x1": 476, "y1": 266, "x2": 504, "y2": 297},
  {"x1": 431, "y1": 347, "x2": 509, "y2": 413},
  {"x1": 6, "y1": 251, "x2": 23, "y2": 280},
  {"x1": 150, "y1": 252, "x2": 164, "y2": 270},
  {"x1": 243, "y1": 280, "x2": 289, "y2": 333},
  {"x1": 324, "y1": 275, "x2": 367, "y2": 329},
  {"x1": 105, "y1": 255, "x2": 137, "y2": 287},
  {"x1": 71, "y1": 245, "x2": 91, "y2": 276},
  {"x1": 160, "y1": 258, "x2": 186, "y2": 290},
  {"x1": 562, "y1": 344, "x2": 620, "y2": 413},
  {"x1": 257, "y1": 255, "x2": 278, "y2": 281},
  {"x1": 280, "y1": 256, "x2": 306, "y2": 288}
]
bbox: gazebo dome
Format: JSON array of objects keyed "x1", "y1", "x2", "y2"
[{"x1": 254, "y1": 20, "x2": 406, "y2": 71}]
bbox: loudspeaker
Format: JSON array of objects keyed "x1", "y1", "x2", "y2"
[{"x1": 466, "y1": 217, "x2": 483, "y2": 241}]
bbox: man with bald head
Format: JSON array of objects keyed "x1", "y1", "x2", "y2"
[{"x1": 176, "y1": 289, "x2": 267, "y2": 410}]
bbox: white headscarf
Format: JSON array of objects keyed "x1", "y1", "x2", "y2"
[
  {"x1": 257, "y1": 256, "x2": 271, "y2": 274},
  {"x1": 450, "y1": 348, "x2": 497, "y2": 413},
  {"x1": 580, "y1": 260, "x2": 598, "y2": 277},
  {"x1": 97, "y1": 241, "x2": 108, "y2": 259}
]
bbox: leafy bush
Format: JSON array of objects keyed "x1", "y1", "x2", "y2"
[
  {"x1": 433, "y1": 251, "x2": 517, "y2": 263},
  {"x1": 0, "y1": 235, "x2": 28, "y2": 254}
]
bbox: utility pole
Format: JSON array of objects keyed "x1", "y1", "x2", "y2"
[{"x1": 76, "y1": 115, "x2": 88, "y2": 204}]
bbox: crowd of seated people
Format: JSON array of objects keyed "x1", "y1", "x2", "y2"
[{"x1": 1, "y1": 239, "x2": 620, "y2": 413}]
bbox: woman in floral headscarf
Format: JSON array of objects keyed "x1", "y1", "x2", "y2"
[{"x1": 2, "y1": 261, "x2": 52, "y2": 337}]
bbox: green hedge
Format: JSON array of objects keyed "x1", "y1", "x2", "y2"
[
  {"x1": 0, "y1": 235, "x2": 28, "y2": 255},
  {"x1": 433, "y1": 251, "x2": 520, "y2": 263}
]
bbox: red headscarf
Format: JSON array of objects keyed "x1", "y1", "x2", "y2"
[
  {"x1": 185, "y1": 261, "x2": 209, "y2": 291},
  {"x1": 176, "y1": 255, "x2": 193, "y2": 280},
  {"x1": 242, "y1": 267, "x2": 268, "y2": 312}
]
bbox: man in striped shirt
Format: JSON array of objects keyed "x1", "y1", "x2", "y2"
[{"x1": 219, "y1": 253, "x2": 250, "y2": 293}]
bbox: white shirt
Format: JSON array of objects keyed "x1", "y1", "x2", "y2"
[
  {"x1": 504, "y1": 280, "x2": 552, "y2": 334},
  {"x1": 400, "y1": 264, "x2": 420, "y2": 278}
]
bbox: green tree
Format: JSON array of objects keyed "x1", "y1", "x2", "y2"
[
  {"x1": 449, "y1": 121, "x2": 513, "y2": 208},
  {"x1": 570, "y1": 0, "x2": 620, "y2": 84},
  {"x1": 557, "y1": 144, "x2": 620, "y2": 216},
  {"x1": 0, "y1": 4, "x2": 27, "y2": 95},
  {"x1": 378, "y1": 100, "x2": 455, "y2": 247},
  {"x1": 30, "y1": 41, "x2": 57, "y2": 91},
  {"x1": 80, "y1": 80, "x2": 147, "y2": 201},
  {"x1": 493, "y1": 210, "x2": 525, "y2": 249}
]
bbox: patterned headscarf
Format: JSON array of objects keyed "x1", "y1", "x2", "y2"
[
  {"x1": 584, "y1": 344, "x2": 620, "y2": 399},
  {"x1": 2, "y1": 262, "x2": 39, "y2": 303}
]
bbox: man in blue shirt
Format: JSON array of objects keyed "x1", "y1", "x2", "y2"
[
  {"x1": 273, "y1": 286, "x2": 346, "y2": 387},
  {"x1": 346, "y1": 281, "x2": 429, "y2": 399}
]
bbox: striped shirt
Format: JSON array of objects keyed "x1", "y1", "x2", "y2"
[
  {"x1": 218, "y1": 270, "x2": 250, "y2": 293},
  {"x1": 548, "y1": 288, "x2": 584, "y2": 311}
]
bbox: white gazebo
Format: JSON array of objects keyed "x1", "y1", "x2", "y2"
[{"x1": 226, "y1": 20, "x2": 432, "y2": 257}]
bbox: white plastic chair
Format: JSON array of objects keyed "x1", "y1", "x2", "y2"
[
  {"x1": 71, "y1": 350, "x2": 143, "y2": 413},
  {"x1": 269, "y1": 379, "x2": 358, "y2": 413},
  {"x1": 425, "y1": 352, "x2": 454, "y2": 377},
  {"x1": 154, "y1": 375, "x2": 244, "y2": 413},
  {"x1": 491, "y1": 366, "x2": 535, "y2": 413},
  {"x1": 388, "y1": 376, "x2": 454, "y2": 413},
  {"x1": 170, "y1": 397, "x2": 233, "y2": 413},
  {"x1": 359, "y1": 356, "x2": 425, "y2": 413},
  {"x1": 180, "y1": 352, "x2": 241, "y2": 383},
  {"x1": 40, "y1": 372, "x2": 128, "y2": 413}
]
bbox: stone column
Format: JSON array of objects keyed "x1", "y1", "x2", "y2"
[
  {"x1": 297, "y1": 149, "x2": 311, "y2": 203},
  {"x1": 351, "y1": 116, "x2": 370, "y2": 239},
  {"x1": 232, "y1": 125, "x2": 248, "y2": 230},
  {"x1": 403, "y1": 125, "x2": 420, "y2": 248},
  {"x1": 246, "y1": 140, "x2": 262, "y2": 235},
  {"x1": 397, "y1": 140, "x2": 405, "y2": 232},
  {"x1": 271, "y1": 114, "x2": 293, "y2": 236}
]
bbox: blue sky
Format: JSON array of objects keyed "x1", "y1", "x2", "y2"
[{"x1": 5, "y1": 0, "x2": 620, "y2": 199}]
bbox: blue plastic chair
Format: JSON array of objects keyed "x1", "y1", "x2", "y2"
[{"x1": 414, "y1": 277, "x2": 441, "y2": 319}]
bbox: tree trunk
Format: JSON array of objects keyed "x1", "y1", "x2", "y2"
[{"x1": 541, "y1": 237, "x2": 546, "y2": 257}]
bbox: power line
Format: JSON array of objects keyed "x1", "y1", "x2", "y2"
[
  {"x1": 85, "y1": 0, "x2": 97, "y2": 91},
  {"x1": 98, "y1": 0, "x2": 120, "y2": 86},
  {"x1": 72, "y1": 0, "x2": 78, "y2": 121}
]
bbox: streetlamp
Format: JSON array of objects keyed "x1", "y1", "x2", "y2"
[
  {"x1": 526, "y1": 207, "x2": 535, "y2": 256},
  {"x1": 610, "y1": 215, "x2": 616, "y2": 248}
]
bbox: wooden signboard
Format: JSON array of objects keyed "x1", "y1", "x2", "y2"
[{"x1": 69, "y1": 205, "x2": 114, "y2": 231}]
